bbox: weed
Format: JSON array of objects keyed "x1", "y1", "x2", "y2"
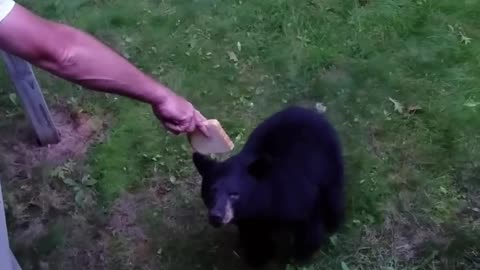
[{"x1": 50, "y1": 160, "x2": 98, "y2": 208}]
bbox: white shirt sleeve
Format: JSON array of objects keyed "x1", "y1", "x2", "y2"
[{"x1": 0, "y1": 0, "x2": 14, "y2": 23}]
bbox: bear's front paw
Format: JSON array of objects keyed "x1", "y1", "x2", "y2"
[
  {"x1": 292, "y1": 248, "x2": 316, "y2": 263},
  {"x1": 244, "y1": 251, "x2": 271, "y2": 269}
]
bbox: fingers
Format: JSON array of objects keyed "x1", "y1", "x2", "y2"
[
  {"x1": 153, "y1": 98, "x2": 209, "y2": 137},
  {"x1": 194, "y1": 110, "x2": 210, "y2": 137},
  {"x1": 164, "y1": 111, "x2": 196, "y2": 135},
  {"x1": 164, "y1": 118, "x2": 209, "y2": 137},
  {"x1": 163, "y1": 122, "x2": 182, "y2": 135},
  {"x1": 197, "y1": 124, "x2": 209, "y2": 137},
  {"x1": 185, "y1": 113, "x2": 197, "y2": 133},
  {"x1": 195, "y1": 110, "x2": 208, "y2": 122}
]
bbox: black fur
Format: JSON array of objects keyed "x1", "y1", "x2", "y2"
[{"x1": 193, "y1": 106, "x2": 345, "y2": 267}]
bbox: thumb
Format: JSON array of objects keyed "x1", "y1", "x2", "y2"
[
  {"x1": 194, "y1": 111, "x2": 210, "y2": 137},
  {"x1": 163, "y1": 122, "x2": 183, "y2": 135}
]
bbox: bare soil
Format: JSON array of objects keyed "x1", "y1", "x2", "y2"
[
  {"x1": 0, "y1": 102, "x2": 189, "y2": 270},
  {"x1": 0, "y1": 104, "x2": 113, "y2": 269},
  {"x1": 0, "y1": 104, "x2": 109, "y2": 180}
]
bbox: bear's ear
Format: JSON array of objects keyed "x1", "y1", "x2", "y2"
[
  {"x1": 247, "y1": 154, "x2": 273, "y2": 180},
  {"x1": 192, "y1": 152, "x2": 217, "y2": 177}
]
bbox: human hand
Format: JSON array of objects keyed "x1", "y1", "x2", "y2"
[{"x1": 152, "y1": 93, "x2": 209, "y2": 136}]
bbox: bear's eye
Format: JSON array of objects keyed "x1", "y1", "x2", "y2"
[{"x1": 229, "y1": 192, "x2": 240, "y2": 200}]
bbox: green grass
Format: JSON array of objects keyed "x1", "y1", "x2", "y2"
[{"x1": 2, "y1": 0, "x2": 480, "y2": 269}]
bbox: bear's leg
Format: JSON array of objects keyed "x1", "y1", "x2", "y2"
[
  {"x1": 323, "y1": 186, "x2": 345, "y2": 234},
  {"x1": 292, "y1": 221, "x2": 325, "y2": 262},
  {"x1": 238, "y1": 224, "x2": 275, "y2": 268}
]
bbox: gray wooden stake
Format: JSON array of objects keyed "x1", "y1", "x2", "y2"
[{"x1": 1, "y1": 51, "x2": 60, "y2": 146}]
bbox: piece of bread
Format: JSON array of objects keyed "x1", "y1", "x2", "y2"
[{"x1": 188, "y1": 119, "x2": 234, "y2": 154}]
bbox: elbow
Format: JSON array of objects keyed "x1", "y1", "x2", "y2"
[
  {"x1": 50, "y1": 42, "x2": 79, "y2": 78},
  {"x1": 53, "y1": 44, "x2": 78, "y2": 76},
  {"x1": 34, "y1": 25, "x2": 80, "y2": 77}
]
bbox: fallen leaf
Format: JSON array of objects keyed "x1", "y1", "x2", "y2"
[
  {"x1": 341, "y1": 261, "x2": 351, "y2": 270},
  {"x1": 75, "y1": 190, "x2": 86, "y2": 205},
  {"x1": 389, "y1": 97, "x2": 404, "y2": 114},
  {"x1": 83, "y1": 175, "x2": 97, "y2": 186},
  {"x1": 407, "y1": 105, "x2": 423, "y2": 114},
  {"x1": 8, "y1": 93, "x2": 16, "y2": 105},
  {"x1": 62, "y1": 178, "x2": 76, "y2": 187},
  {"x1": 448, "y1": 24, "x2": 455, "y2": 33},
  {"x1": 237, "y1": 41, "x2": 242, "y2": 52},
  {"x1": 329, "y1": 235, "x2": 338, "y2": 246},
  {"x1": 440, "y1": 186, "x2": 447, "y2": 195},
  {"x1": 227, "y1": 51, "x2": 238, "y2": 62},
  {"x1": 464, "y1": 101, "x2": 480, "y2": 107},
  {"x1": 315, "y1": 102, "x2": 327, "y2": 113},
  {"x1": 460, "y1": 32, "x2": 472, "y2": 45}
]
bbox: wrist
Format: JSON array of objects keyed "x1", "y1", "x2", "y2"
[
  {"x1": 149, "y1": 86, "x2": 170, "y2": 105},
  {"x1": 143, "y1": 79, "x2": 175, "y2": 106}
]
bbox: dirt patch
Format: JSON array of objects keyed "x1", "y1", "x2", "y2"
[
  {"x1": 363, "y1": 209, "x2": 478, "y2": 268},
  {"x1": 392, "y1": 222, "x2": 442, "y2": 262},
  {"x1": 108, "y1": 193, "x2": 151, "y2": 260},
  {"x1": 314, "y1": 64, "x2": 355, "y2": 92},
  {"x1": 0, "y1": 103, "x2": 113, "y2": 270},
  {"x1": 105, "y1": 180, "x2": 176, "y2": 265},
  {"x1": 7, "y1": 181, "x2": 169, "y2": 270},
  {"x1": 358, "y1": 212, "x2": 443, "y2": 264},
  {"x1": 0, "y1": 101, "x2": 179, "y2": 269},
  {"x1": 44, "y1": 214, "x2": 110, "y2": 270},
  {"x1": 0, "y1": 104, "x2": 109, "y2": 180},
  {"x1": 109, "y1": 193, "x2": 148, "y2": 240}
]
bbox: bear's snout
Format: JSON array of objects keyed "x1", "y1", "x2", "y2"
[
  {"x1": 208, "y1": 211, "x2": 224, "y2": 228},
  {"x1": 207, "y1": 195, "x2": 235, "y2": 227}
]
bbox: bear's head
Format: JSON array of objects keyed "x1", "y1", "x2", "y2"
[{"x1": 192, "y1": 152, "x2": 272, "y2": 228}]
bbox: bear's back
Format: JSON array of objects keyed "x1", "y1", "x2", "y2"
[
  {"x1": 243, "y1": 106, "x2": 342, "y2": 164},
  {"x1": 240, "y1": 106, "x2": 344, "y2": 221}
]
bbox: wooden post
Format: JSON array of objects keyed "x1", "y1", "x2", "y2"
[
  {"x1": 0, "y1": 51, "x2": 60, "y2": 146},
  {"x1": 0, "y1": 52, "x2": 55, "y2": 270}
]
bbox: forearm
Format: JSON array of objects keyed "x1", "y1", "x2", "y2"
[
  {"x1": 44, "y1": 23, "x2": 172, "y2": 105},
  {"x1": 0, "y1": 4, "x2": 173, "y2": 105}
]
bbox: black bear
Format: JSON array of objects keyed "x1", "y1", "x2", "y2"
[{"x1": 192, "y1": 106, "x2": 345, "y2": 267}]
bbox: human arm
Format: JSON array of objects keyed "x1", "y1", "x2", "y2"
[{"x1": 0, "y1": 2, "x2": 208, "y2": 135}]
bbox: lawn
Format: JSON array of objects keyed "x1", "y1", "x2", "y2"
[{"x1": 1, "y1": 0, "x2": 479, "y2": 269}]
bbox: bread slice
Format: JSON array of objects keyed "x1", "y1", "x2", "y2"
[{"x1": 188, "y1": 119, "x2": 234, "y2": 154}]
